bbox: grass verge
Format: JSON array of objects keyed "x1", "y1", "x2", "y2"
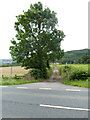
[
  {"x1": 62, "y1": 79, "x2": 89, "y2": 88},
  {"x1": 0, "y1": 77, "x2": 43, "y2": 85}
]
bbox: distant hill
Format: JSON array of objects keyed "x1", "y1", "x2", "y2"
[
  {"x1": 0, "y1": 59, "x2": 12, "y2": 65},
  {"x1": 0, "y1": 49, "x2": 89, "y2": 65},
  {"x1": 62, "y1": 49, "x2": 89, "y2": 64},
  {"x1": 0, "y1": 59, "x2": 20, "y2": 66}
]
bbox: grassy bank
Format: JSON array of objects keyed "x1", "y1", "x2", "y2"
[
  {"x1": 63, "y1": 79, "x2": 89, "y2": 88},
  {"x1": 57, "y1": 64, "x2": 90, "y2": 88},
  {"x1": 0, "y1": 77, "x2": 43, "y2": 85}
]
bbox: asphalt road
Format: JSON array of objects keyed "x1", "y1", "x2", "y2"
[{"x1": 1, "y1": 82, "x2": 89, "y2": 118}]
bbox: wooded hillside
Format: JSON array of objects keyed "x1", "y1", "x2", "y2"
[{"x1": 61, "y1": 49, "x2": 89, "y2": 64}]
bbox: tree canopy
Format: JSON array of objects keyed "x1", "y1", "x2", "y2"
[{"x1": 10, "y1": 2, "x2": 65, "y2": 78}]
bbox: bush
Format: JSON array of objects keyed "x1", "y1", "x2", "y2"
[
  {"x1": 70, "y1": 70, "x2": 88, "y2": 80},
  {"x1": 30, "y1": 69, "x2": 43, "y2": 79},
  {"x1": 29, "y1": 67, "x2": 53, "y2": 79},
  {"x1": 59, "y1": 64, "x2": 88, "y2": 81}
]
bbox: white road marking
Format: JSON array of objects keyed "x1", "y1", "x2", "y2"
[
  {"x1": 0, "y1": 86, "x2": 8, "y2": 88},
  {"x1": 40, "y1": 104, "x2": 90, "y2": 111},
  {"x1": 66, "y1": 89, "x2": 81, "y2": 92},
  {"x1": 16, "y1": 87, "x2": 28, "y2": 89},
  {"x1": 39, "y1": 88, "x2": 52, "y2": 90}
]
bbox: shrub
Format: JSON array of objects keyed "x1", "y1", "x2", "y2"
[
  {"x1": 30, "y1": 69, "x2": 43, "y2": 79},
  {"x1": 58, "y1": 64, "x2": 88, "y2": 81},
  {"x1": 29, "y1": 67, "x2": 53, "y2": 79},
  {"x1": 70, "y1": 70, "x2": 88, "y2": 80}
]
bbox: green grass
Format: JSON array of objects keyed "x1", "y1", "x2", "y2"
[
  {"x1": 57, "y1": 64, "x2": 90, "y2": 88},
  {"x1": 0, "y1": 77, "x2": 43, "y2": 85},
  {"x1": 62, "y1": 79, "x2": 89, "y2": 88}
]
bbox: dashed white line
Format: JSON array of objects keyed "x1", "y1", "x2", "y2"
[
  {"x1": 40, "y1": 104, "x2": 90, "y2": 111},
  {"x1": 66, "y1": 89, "x2": 81, "y2": 92},
  {"x1": 16, "y1": 87, "x2": 28, "y2": 89},
  {"x1": 0, "y1": 86, "x2": 8, "y2": 88},
  {"x1": 39, "y1": 88, "x2": 52, "y2": 90}
]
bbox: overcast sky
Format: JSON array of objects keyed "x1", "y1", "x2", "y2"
[{"x1": 0, "y1": 0, "x2": 88, "y2": 59}]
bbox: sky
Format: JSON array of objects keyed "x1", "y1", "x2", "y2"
[{"x1": 0, "y1": 0, "x2": 88, "y2": 59}]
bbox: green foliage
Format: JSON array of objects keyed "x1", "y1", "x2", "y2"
[
  {"x1": 9, "y1": 2, "x2": 65, "y2": 78},
  {"x1": 46, "y1": 66, "x2": 53, "y2": 78},
  {"x1": 63, "y1": 65, "x2": 71, "y2": 72},
  {"x1": 1, "y1": 77, "x2": 43, "y2": 85},
  {"x1": 30, "y1": 67, "x2": 53, "y2": 79},
  {"x1": 30, "y1": 69, "x2": 43, "y2": 79},
  {"x1": 57, "y1": 64, "x2": 89, "y2": 87},
  {"x1": 61, "y1": 49, "x2": 89, "y2": 64},
  {"x1": 70, "y1": 70, "x2": 88, "y2": 80},
  {"x1": 2, "y1": 75, "x2": 23, "y2": 80},
  {"x1": 58, "y1": 64, "x2": 89, "y2": 81},
  {"x1": 78, "y1": 55, "x2": 90, "y2": 64},
  {"x1": 13, "y1": 74, "x2": 23, "y2": 79},
  {"x1": 2, "y1": 75, "x2": 9, "y2": 80}
]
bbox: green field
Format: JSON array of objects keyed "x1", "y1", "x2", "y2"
[{"x1": 57, "y1": 64, "x2": 89, "y2": 88}]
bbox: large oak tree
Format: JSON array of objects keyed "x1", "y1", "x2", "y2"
[{"x1": 10, "y1": 2, "x2": 65, "y2": 78}]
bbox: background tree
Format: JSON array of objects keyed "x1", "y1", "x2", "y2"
[
  {"x1": 78, "y1": 55, "x2": 90, "y2": 64},
  {"x1": 10, "y1": 2, "x2": 65, "y2": 78}
]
